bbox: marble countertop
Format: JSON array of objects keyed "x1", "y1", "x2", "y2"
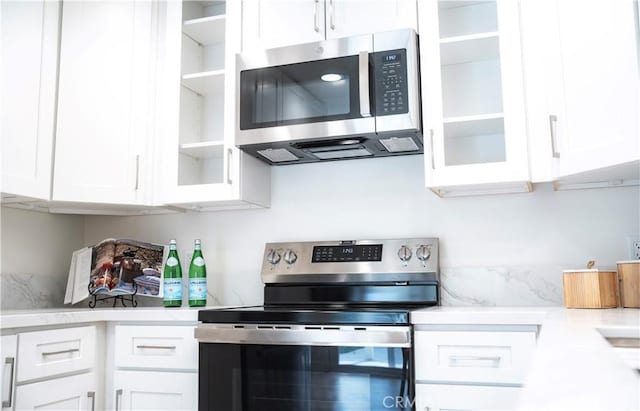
[
  {"x1": 0, "y1": 306, "x2": 236, "y2": 330},
  {"x1": 411, "y1": 306, "x2": 640, "y2": 411}
]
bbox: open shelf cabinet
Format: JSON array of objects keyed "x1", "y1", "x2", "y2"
[{"x1": 420, "y1": 0, "x2": 529, "y2": 195}]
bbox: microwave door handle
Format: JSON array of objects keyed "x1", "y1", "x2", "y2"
[{"x1": 359, "y1": 51, "x2": 371, "y2": 117}]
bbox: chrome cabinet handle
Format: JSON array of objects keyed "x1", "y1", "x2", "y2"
[
  {"x1": 429, "y1": 129, "x2": 436, "y2": 169},
  {"x1": 549, "y1": 115, "x2": 560, "y2": 158},
  {"x1": 358, "y1": 51, "x2": 371, "y2": 117},
  {"x1": 134, "y1": 154, "x2": 140, "y2": 190},
  {"x1": 634, "y1": 0, "x2": 639, "y2": 75},
  {"x1": 313, "y1": 0, "x2": 320, "y2": 32},
  {"x1": 135, "y1": 345, "x2": 177, "y2": 350},
  {"x1": 329, "y1": 0, "x2": 335, "y2": 30},
  {"x1": 2, "y1": 357, "x2": 15, "y2": 408},
  {"x1": 226, "y1": 148, "x2": 233, "y2": 185},
  {"x1": 41, "y1": 348, "x2": 80, "y2": 356},
  {"x1": 449, "y1": 355, "x2": 501, "y2": 366},
  {"x1": 87, "y1": 391, "x2": 95, "y2": 411},
  {"x1": 115, "y1": 389, "x2": 123, "y2": 411}
]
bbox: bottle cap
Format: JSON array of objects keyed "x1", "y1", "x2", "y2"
[
  {"x1": 169, "y1": 239, "x2": 177, "y2": 244},
  {"x1": 195, "y1": 239, "x2": 201, "y2": 245}
]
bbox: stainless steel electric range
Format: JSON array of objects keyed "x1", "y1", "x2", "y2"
[{"x1": 196, "y1": 238, "x2": 439, "y2": 411}]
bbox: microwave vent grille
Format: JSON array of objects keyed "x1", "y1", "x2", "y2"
[
  {"x1": 379, "y1": 137, "x2": 420, "y2": 153},
  {"x1": 257, "y1": 148, "x2": 299, "y2": 163}
]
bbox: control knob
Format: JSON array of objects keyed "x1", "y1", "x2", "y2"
[
  {"x1": 397, "y1": 245, "x2": 412, "y2": 263},
  {"x1": 416, "y1": 245, "x2": 431, "y2": 262},
  {"x1": 266, "y1": 248, "x2": 281, "y2": 265},
  {"x1": 283, "y1": 249, "x2": 298, "y2": 265}
]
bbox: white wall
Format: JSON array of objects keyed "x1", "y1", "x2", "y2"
[
  {"x1": 0, "y1": 206, "x2": 85, "y2": 309},
  {"x1": 82, "y1": 155, "x2": 640, "y2": 307}
]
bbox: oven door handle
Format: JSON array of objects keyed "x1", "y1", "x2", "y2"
[{"x1": 195, "y1": 325, "x2": 411, "y2": 347}]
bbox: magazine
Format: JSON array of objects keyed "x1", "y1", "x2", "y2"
[{"x1": 64, "y1": 239, "x2": 168, "y2": 304}]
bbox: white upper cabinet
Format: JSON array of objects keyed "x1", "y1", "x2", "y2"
[
  {"x1": 154, "y1": 0, "x2": 270, "y2": 210},
  {"x1": 1, "y1": 0, "x2": 59, "y2": 202},
  {"x1": 53, "y1": 0, "x2": 156, "y2": 205},
  {"x1": 242, "y1": 0, "x2": 417, "y2": 50},
  {"x1": 242, "y1": 0, "x2": 326, "y2": 50},
  {"x1": 522, "y1": 0, "x2": 640, "y2": 189},
  {"x1": 325, "y1": 0, "x2": 417, "y2": 39},
  {"x1": 420, "y1": 0, "x2": 530, "y2": 196}
]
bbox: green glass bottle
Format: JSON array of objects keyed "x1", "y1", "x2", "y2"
[
  {"x1": 188, "y1": 239, "x2": 207, "y2": 307},
  {"x1": 163, "y1": 239, "x2": 182, "y2": 307}
]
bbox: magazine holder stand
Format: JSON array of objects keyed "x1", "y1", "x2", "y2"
[{"x1": 87, "y1": 283, "x2": 138, "y2": 308}]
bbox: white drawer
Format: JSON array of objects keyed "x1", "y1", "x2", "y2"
[
  {"x1": 415, "y1": 383, "x2": 522, "y2": 411},
  {"x1": 114, "y1": 325, "x2": 197, "y2": 371},
  {"x1": 16, "y1": 326, "x2": 96, "y2": 382},
  {"x1": 414, "y1": 330, "x2": 536, "y2": 384}
]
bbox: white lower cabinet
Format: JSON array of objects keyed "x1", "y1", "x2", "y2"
[
  {"x1": 14, "y1": 372, "x2": 98, "y2": 411},
  {"x1": 415, "y1": 384, "x2": 521, "y2": 411},
  {"x1": 8, "y1": 325, "x2": 100, "y2": 411},
  {"x1": 414, "y1": 326, "x2": 537, "y2": 410},
  {"x1": 111, "y1": 325, "x2": 198, "y2": 410},
  {"x1": 114, "y1": 370, "x2": 197, "y2": 411},
  {"x1": 1, "y1": 335, "x2": 17, "y2": 411}
]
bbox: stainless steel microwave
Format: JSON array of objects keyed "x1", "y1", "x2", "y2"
[{"x1": 235, "y1": 29, "x2": 422, "y2": 165}]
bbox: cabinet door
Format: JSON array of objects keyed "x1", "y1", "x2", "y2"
[
  {"x1": 53, "y1": 1, "x2": 155, "y2": 205},
  {"x1": 1, "y1": 336, "x2": 17, "y2": 411},
  {"x1": 13, "y1": 372, "x2": 97, "y2": 410},
  {"x1": 420, "y1": 0, "x2": 530, "y2": 196},
  {"x1": 326, "y1": 0, "x2": 417, "y2": 39},
  {"x1": 154, "y1": 0, "x2": 270, "y2": 208},
  {"x1": 114, "y1": 370, "x2": 197, "y2": 411},
  {"x1": 415, "y1": 383, "x2": 522, "y2": 411},
  {"x1": 0, "y1": 0, "x2": 59, "y2": 201},
  {"x1": 550, "y1": 0, "x2": 639, "y2": 179},
  {"x1": 242, "y1": 0, "x2": 326, "y2": 51}
]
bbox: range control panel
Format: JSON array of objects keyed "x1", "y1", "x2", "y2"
[
  {"x1": 261, "y1": 238, "x2": 439, "y2": 283},
  {"x1": 373, "y1": 49, "x2": 409, "y2": 116}
]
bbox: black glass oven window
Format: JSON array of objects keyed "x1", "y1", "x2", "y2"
[
  {"x1": 199, "y1": 343, "x2": 411, "y2": 411},
  {"x1": 312, "y1": 244, "x2": 383, "y2": 262},
  {"x1": 240, "y1": 56, "x2": 361, "y2": 130}
]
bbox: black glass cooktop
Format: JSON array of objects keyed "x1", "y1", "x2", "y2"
[{"x1": 198, "y1": 305, "x2": 434, "y2": 325}]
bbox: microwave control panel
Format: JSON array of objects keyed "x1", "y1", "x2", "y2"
[{"x1": 372, "y1": 49, "x2": 409, "y2": 116}]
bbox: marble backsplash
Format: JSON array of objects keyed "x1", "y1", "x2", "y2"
[{"x1": 1, "y1": 266, "x2": 564, "y2": 310}]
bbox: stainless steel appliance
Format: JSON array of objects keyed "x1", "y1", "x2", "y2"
[
  {"x1": 196, "y1": 238, "x2": 439, "y2": 411},
  {"x1": 236, "y1": 29, "x2": 422, "y2": 165}
]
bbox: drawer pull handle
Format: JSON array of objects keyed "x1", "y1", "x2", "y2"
[
  {"x1": 41, "y1": 348, "x2": 80, "y2": 356},
  {"x1": 115, "y1": 389, "x2": 123, "y2": 411},
  {"x1": 449, "y1": 355, "x2": 501, "y2": 367},
  {"x1": 87, "y1": 391, "x2": 95, "y2": 411},
  {"x1": 2, "y1": 357, "x2": 15, "y2": 408},
  {"x1": 136, "y1": 345, "x2": 177, "y2": 350}
]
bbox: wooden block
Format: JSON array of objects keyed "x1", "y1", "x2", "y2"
[
  {"x1": 617, "y1": 261, "x2": 640, "y2": 308},
  {"x1": 562, "y1": 270, "x2": 618, "y2": 308}
]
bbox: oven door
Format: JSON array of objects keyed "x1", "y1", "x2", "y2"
[
  {"x1": 196, "y1": 324, "x2": 414, "y2": 411},
  {"x1": 236, "y1": 34, "x2": 376, "y2": 147}
]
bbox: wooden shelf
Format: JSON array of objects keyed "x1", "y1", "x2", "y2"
[
  {"x1": 440, "y1": 32, "x2": 499, "y2": 65},
  {"x1": 181, "y1": 69, "x2": 224, "y2": 95},
  {"x1": 183, "y1": 14, "x2": 225, "y2": 46},
  {"x1": 179, "y1": 141, "x2": 225, "y2": 159}
]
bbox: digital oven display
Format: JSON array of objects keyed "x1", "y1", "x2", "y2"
[{"x1": 312, "y1": 245, "x2": 383, "y2": 263}]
